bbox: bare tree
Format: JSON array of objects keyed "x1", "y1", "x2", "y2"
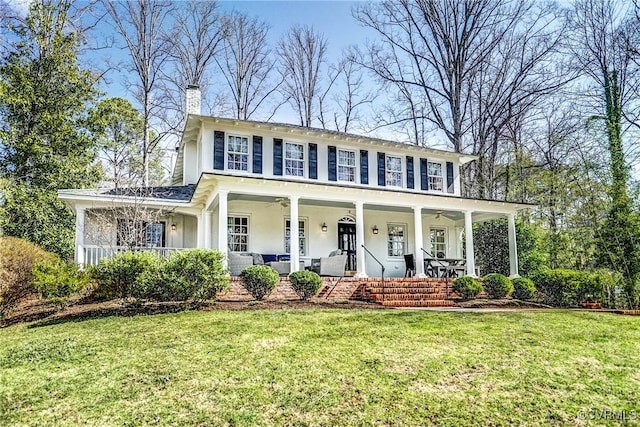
[
  {"x1": 466, "y1": 1, "x2": 570, "y2": 198},
  {"x1": 215, "y1": 11, "x2": 281, "y2": 120},
  {"x1": 353, "y1": 0, "x2": 528, "y2": 149},
  {"x1": 570, "y1": 0, "x2": 640, "y2": 304},
  {"x1": 278, "y1": 25, "x2": 327, "y2": 127},
  {"x1": 85, "y1": 191, "x2": 171, "y2": 252},
  {"x1": 318, "y1": 57, "x2": 377, "y2": 133},
  {"x1": 160, "y1": 0, "x2": 226, "y2": 132},
  {"x1": 101, "y1": 0, "x2": 175, "y2": 187}
]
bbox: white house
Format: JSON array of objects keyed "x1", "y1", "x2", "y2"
[{"x1": 59, "y1": 87, "x2": 529, "y2": 278}]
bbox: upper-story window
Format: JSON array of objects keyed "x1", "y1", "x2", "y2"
[
  {"x1": 285, "y1": 142, "x2": 305, "y2": 177},
  {"x1": 227, "y1": 135, "x2": 249, "y2": 171},
  {"x1": 428, "y1": 162, "x2": 443, "y2": 191},
  {"x1": 386, "y1": 156, "x2": 402, "y2": 187},
  {"x1": 338, "y1": 149, "x2": 356, "y2": 182}
]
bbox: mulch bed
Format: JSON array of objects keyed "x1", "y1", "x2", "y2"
[
  {"x1": 1, "y1": 297, "x2": 384, "y2": 328},
  {"x1": 455, "y1": 299, "x2": 552, "y2": 309}
]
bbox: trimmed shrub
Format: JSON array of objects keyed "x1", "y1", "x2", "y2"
[
  {"x1": 482, "y1": 273, "x2": 514, "y2": 299},
  {"x1": 452, "y1": 276, "x2": 483, "y2": 300},
  {"x1": 511, "y1": 277, "x2": 536, "y2": 301},
  {"x1": 289, "y1": 270, "x2": 322, "y2": 300},
  {"x1": 89, "y1": 251, "x2": 159, "y2": 299},
  {"x1": 530, "y1": 268, "x2": 621, "y2": 308},
  {"x1": 33, "y1": 260, "x2": 92, "y2": 307},
  {"x1": 239, "y1": 265, "x2": 279, "y2": 300},
  {"x1": 0, "y1": 237, "x2": 58, "y2": 317},
  {"x1": 133, "y1": 249, "x2": 229, "y2": 301}
]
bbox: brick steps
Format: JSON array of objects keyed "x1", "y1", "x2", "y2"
[
  {"x1": 366, "y1": 286, "x2": 446, "y2": 294},
  {"x1": 367, "y1": 293, "x2": 449, "y2": 301},
  {"x1": 359, "y1": 279, "x2": 454, "y2": 308},
  {"x1": 381, "y1": 299, "x2": 455, "y2": 307}
]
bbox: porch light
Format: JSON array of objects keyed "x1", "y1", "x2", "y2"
[
  {"x1": 372, "y1": 225, "x2": 379, "y2": 234},
  {"x1": 321, "y1": 222, "x2": 328, "y2": 232},
  {"x1": 171, "y1": 223, "x2": 177, "y2": 231}
]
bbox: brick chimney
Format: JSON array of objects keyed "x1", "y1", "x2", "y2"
[{"x1": 185, "y1": 84, "x2": 201, "y2": 115}]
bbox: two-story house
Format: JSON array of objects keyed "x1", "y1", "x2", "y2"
[{"x1": 59, "y1": 87, "x2": 529, "y2": 278}]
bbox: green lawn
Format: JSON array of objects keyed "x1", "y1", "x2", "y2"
[{"x1": 0, "y1": 309, "x2": 639, "y2": 426}]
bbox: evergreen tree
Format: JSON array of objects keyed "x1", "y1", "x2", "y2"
[{"x1": 0, "y1": 0, "x2": 102, "y2": 258}]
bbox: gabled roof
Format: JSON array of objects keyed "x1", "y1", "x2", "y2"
[{"x1": 171, "y1": 115, "x2": 478, "y2": 185}]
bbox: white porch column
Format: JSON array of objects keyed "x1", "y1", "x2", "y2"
[
  {"x1": 217, "y1": 191, "x2": 228, "y2": 256},
  {"x1": 355, "y1": 201, "x2": 367, "y2": 278},
  {"x1": 289, "y1": 196, "x2": 300, "y2": 273},
  {"x1": 196, "y1": 212, "x2": 204, "y2": 248},
  {"x1": 413, "y1": 206, "x2": 426, "y2": 277},
  {"x1": 203, "y1": 211, "x2": 212, "y2": 249},
  {"x1": 75, "y1": 206, "x2": 85, "y2": 266},
  {"x1": 464, "y1": 210, "x2": 477, "y2": 277},
  {"x1": 508, "y1": 213, "x2": 520, "y2": 278}
]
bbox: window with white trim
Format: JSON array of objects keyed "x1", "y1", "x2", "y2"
[
  {"x1": 387, "y1": 224, "x2": 406, "y2": 257},
  {"x1": 386, "y1": 155, "x2": 402, "y2": 187},
  {"x1": 116, "y1": 220, "x2": 166, "y2": 248},
  {"x1": 430, "y1": 227, "x2": 446, "y2": 258},
  {"x1": 284, "y1": 219, "x2": 307, "y2": 256},
  {"x1": 428, "y1": 162, "x2": 444, "y2": 191},
  {"x1": 285, "y1": 142, "x2": 305, "y2": 177},
  {"x1": 338, "y1": 149, "x2": 356, "y2": 182},
  {"x1": 227, "y1": 135, "x2": 249, "y2": 171},
  {"x1": 228, "y1": 216, "x2": 249, "y2": 252}
]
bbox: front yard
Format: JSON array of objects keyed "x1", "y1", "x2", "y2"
[{"x1": 0, "y1": 309, "x2": 638, "y2": 426}]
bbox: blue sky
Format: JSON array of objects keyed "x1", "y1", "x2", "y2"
[{"x1": 218, "y1": 1, "x2": 370, "y2": 61}]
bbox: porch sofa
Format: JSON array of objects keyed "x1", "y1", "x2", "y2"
[{"x1": 228, "y1": 252, "x2": 300, "y2": 276}]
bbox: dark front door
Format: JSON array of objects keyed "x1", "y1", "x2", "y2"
[{"x1": 338, "y1": 222, "x2": 357, "y2": 271}]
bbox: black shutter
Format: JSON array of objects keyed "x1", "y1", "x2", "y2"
[
  {"x1": 328, "y1": 146, "x2": 337, "y2": 181},
  {"x1": 377, "y1": 152, "x2": 386, "y2": 186},
  {"x1": 420, "y1": 158, "x2": 428, "y2": 190},
  {"x1": 214, "y1": 131, "x2": 225, "y2": 170},
  {"x1": 360, "y1": 150, "x2": 368, "y2": 184},
  {"x1": 273, "y1": 138, "x2": 283, "y2": 176},
  {"x1": 309, "y1": 143, "x2": 318, "y2": 179},
  {"x1": 406, "y1": 156, "x2": 415, "y2": 189},
  {"x1": 446, "y1": 161, "x2": 454, "y2": 193},
  {"x1": 252, "y1": 136, "x2": 263, "y2": 174}
]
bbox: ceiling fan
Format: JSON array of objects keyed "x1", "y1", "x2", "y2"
[{"x1": 267, "y1": 197, "x2": 289, "y2": 208}]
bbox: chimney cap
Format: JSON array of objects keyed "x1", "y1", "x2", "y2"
[{"x1": 186, "y1": 84, "x2": 200, "y2": 90}]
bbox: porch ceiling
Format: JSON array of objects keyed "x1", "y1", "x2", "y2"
[{"x1": 194, "y1": 172, "x2": 533, "y2": 216}]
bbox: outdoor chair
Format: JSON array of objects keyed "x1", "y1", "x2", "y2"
[
  {"x1": 404, "y1": 254, "x2": 415, "y2": 277},
  {"x1": 319, "y1": 250, "x2": 348, "y2": 276}
]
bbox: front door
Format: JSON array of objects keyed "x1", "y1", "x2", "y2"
[{"x1": 338, "y1": 222, "x2": 357, "y2": 271}]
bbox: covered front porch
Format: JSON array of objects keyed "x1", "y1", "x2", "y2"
[{"x1": 61, "y1": 175, "x2": 528, "y2": 279}]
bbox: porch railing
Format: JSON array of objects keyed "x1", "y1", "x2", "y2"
[
  {"x1": 82, "y1": 245, "x2": 185, "y2": 266},
  {"x1": 362, "y1": 244, "x2": 386, "y2": 303}
]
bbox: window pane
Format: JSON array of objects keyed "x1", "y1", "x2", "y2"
[
  {"x1": 228, "y1": 216, "x2": 249, "y2": 252},
  {"x1": 386, "y1": 156, "x2": 402, "y2": 187},
  {"x1": 337, "y1": 150, "x2": 356, "y2": 182},
  {"x1": 227, "y1": 136, "x2": 249, "y2": 171},
  {"x1": 428, "y1": 162, "x2": 443, "y2": 191},
  {"x1": 284, "y1": 219, "x2": 306, "y2": 255},
  {"x1": 429, "y1": 228, "x2": 446, "y2": 258},
  {"x1": 387, "y1": 224, "x2": 405, "y2": 256}
]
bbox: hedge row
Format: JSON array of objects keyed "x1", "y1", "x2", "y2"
[
  {"x1": 452, "y1": 268, "x2": 622, "y2": 307},
  {"x1": 90, "y1": 249, "x2": 230, "y2": 302}
]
